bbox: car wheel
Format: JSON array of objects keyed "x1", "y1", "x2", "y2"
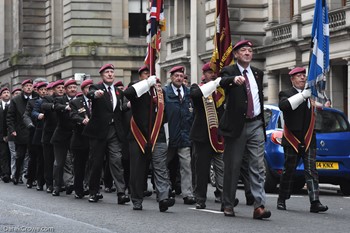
[
  {"x1": 264, "y1": 161, "x2": 278, "y2": 193},
  {"x1": 209, "y1": 161, "x2": 216, "y2": 187},
  {"x1": 340, "y1": 182, "x2": 350, "y2": 196}
]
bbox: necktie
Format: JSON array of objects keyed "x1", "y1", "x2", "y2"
[
  {"x1": 177, "y1": 88, "x2": 183, "y2": 102},
  {"x1": 88, "y1": 99, "x2": 92, "y2": 114},
  {"x1": 243, "y1": 70, "x2": 254, "y2": 118},
  {"x1": 108, "y1": 86, "x2": 113, "y2": 104}
]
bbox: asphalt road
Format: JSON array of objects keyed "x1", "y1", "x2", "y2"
[{"x1": 0, "y1": 181, "x2": 349, "y2": 233}]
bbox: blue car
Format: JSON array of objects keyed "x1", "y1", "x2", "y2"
[{"x1": 264, "y1": 104, "x2": 350, "y2": 195}]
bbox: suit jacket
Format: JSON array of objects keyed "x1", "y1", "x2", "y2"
[
  {"x1": 279, "y1": 87, "x2": 313, "y2": 147},
  {"x1": 0, "y1": 102, "x2": 8, "y2": 140},
  {"x1": 50, "y1": 95, "x2": 74, "y2": 144},
  {"x1": 70, "y1": 95, "x2": 90, "y2": 149},
  {"x1": 6, "y1": 93, "x2": 36, "y2": 144},
  {"x1": 83, "y1": 83, "x2": 125, "y2": 141},
  {"x1": 40, "y1": 94, "x2": 58, "y2": 143},
  {"x1": 189, "y1": 83, "x2": 224, "y2": 143},
  {"x1": 31, "y1": 98, "x2": 44, "y2": 146},
  {"x1": 123, "y1": 83, "x2": 166, "y2": 143},
  {"x1": 219, "y1": 64, "x2": 266, "y2": 139}
]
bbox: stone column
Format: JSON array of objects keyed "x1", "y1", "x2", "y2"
[
  {"x1": 266, "y1": 71, "x2": 279, "y2": 104},
  {"x1": 190, "y1": 0, "x2": 198, "y2": 84}
]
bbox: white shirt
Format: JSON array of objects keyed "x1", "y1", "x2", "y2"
[
  {"x1": 103, "y1": 83, "x2": 117, "y2": 110},
  {"x1": 171, "y1": 83, "x2": 184, "y2": 98},
  {"x1": 237, "y1": 63, "x2": 261, "y2": 117},
  {"x1": 2, "y1": 100, "x2": 10, "y2": 110}
]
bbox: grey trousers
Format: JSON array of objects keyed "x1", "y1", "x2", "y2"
[{"x1": 222, "y1": 119, "x2": 266, "y2": 209}]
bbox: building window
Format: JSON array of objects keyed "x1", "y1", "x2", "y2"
[{"x1": 129, "y1": 0, "x2": 148, "y2": 37}]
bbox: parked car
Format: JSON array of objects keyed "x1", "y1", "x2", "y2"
[{"x1": 264, "y1": 104, "x2": 350, "y2": 195}]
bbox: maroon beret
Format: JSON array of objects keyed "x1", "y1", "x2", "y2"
[
  {"x1": 81, "y1": 79, "x2": 93, "y2": 89},
  {"x1": 36, "y1": 82, "x2": 48, "y2": 89},
  {"x1": 233, "y1": 40, "x2": 253, "y2": 51},
  {"x1": 99, "y1": 63, "x2": 114, "y2": 74},
  {"x1": 11, "y1": 88, "x2": 21, "y2": 94},
  {"x1": 64, "y1": 79, "x2": 77, "y2": 88},
  {"x1": 169, "y1": 66, "x2": 185, "y2": 74},
  {"x1": 288, "y1": 67, "x2": 306, "y2": 76},
  {"x1": 76, "y1": 92, "x2": 83, "y2": 97},
  {"x1": 21, "y1": 79, "x2": 33, "y2": 86},
  {"x1": 0, "y1": 87, "x2": 9, "y2": 95},
  {"x1": 33, "y1": 83, "x2": 38, "y2": 88},
  {"x1": 46, "y1": 81, "x2": 55, "y2": 89},
  {"x1": 138, "y1": 65, "x2": 149, "y2": 74},
  {"x1": 52, "y1": 79, "x2": 65, "y2": 88},
  {"x1": 114, "y1": 81, "x2": 124, "y2": 87},
  {"x1": 202, "y1": 62, "x2": 213, "y2": 72}
]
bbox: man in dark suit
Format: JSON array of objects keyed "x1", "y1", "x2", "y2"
[
  {"x1": 277, "y1": 67, "x2": 328, "y2": 213},
  {"x1": 6, "y1": 79, "x2": 38, "y2": 185},
  {"x1": 50, "y1": 79, "x2": 77, "y2": 196},
  {"x1": 83, "y1": 64, "x2": 129, "y2": 204},
  {"x1": 189, "y1": 63, "x2": 226, "y2": 210},
  {"x1": 70, "y1": 79, "x2": 93, "y2": 199},
  {"x1": 219, "y1": 40, "x2": 271, "y2": 219},
  {"x1": 0, "y1": 87, "x2": 11, "y2": 183},
  {"x1": 124, "y1": 72, "x2": 174, "y2": 212},
  {"x1": 38, "y1": 80, "x2": 64, "y2": 193}
]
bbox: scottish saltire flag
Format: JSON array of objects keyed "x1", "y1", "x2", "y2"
[
  {"x1": 308, "y1": 0, "x2": 329, "y2": 98},
  {"x1": 144, "y1": 0, "x2": 165, "y2": 75}
]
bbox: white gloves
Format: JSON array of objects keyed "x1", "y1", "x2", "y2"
[
  {"x1": 133, "y1": 75, "x2": 157, "y2": 97},
  {"x1": 147, "y1": 75, "x2": 157, "y2": 87},
  {"x1": 301, "y1": 89, "x2": 311, "y2": 99},
  {"x1": 199, "y1": 77, "x2": 221, "y2": 98},
  {"x1": 287, "y1": 89, "x2": 311, "y2": 110}
]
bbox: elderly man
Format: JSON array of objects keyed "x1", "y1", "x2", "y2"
[
  {"x1": 0, "y1": 87, "x2": 11, "y2": 183},
  {"x1": 83, "y1": 64, "x2": 129, "y2": 204},
  {"x1": 164, "y1": 66, "x2": 196, "y2": 205},
  {"x1": 277, "y1": 67, "x2": 328, "y2": 213}
]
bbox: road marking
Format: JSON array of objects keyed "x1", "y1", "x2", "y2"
[
  {"x1": 0, "y1": 199, "x2": 114, "y2": 233},
  {"x1": 188, "y1": 207, "x2": 222, "y2": 214},
  {"x1": 266, "y1": 194, "x2": 304, "y2": 198}
]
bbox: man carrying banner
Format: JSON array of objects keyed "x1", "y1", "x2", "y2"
[
  {"x1": 277, "y1": 67, "x2": 328, "y2": 213},
  {"x1": 124, "y1": 75, "x2": 174, "y2": 212}
]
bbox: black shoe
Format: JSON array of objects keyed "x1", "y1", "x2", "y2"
[
  {"x1": 195, "y1": 202, "x2": 206, "y2": 209},
  {"x1": 18, "y1": 177, "x2": 24, "y2": 184},
  {"x1": 75, "y1": 193, "x2": 84, "y2": 199},
  {"x1": 36, "y1": 185, "x2": 43, "y2": 191},
  {"x1": 26, "y1": 181, "x2": 33, "y2": 189},
  {"x1": 117, "y1": 194, "x2": 130, "y2": 204},
  {"x1": 96, "y1": 193, "x2": 103, "y2": 200},
  {"x1": 133, "y1": 202, "x2": 143, "y2": 210},
  {"x1": 183, "y1": 196, "x2": 196, "y2": 205},
  {"x1": 52, "y1": 190, "x2": 60, "y2": 196},
  {"x1": 214, "y1": 196, "x2": 221, "y2": 203},
  {"x1": 277, "y1": 198, "x2": 286, "y2": 210},
  {"x1": 2, "y1": 175, "x2": 10, "y2": 183},
  {"x1": 83, "y1": 189, "x2": 90, "y2": 196},
  {"x1": 310, "y1": 201, "x2": 328, "y2": 213},
  {"x1": 224, "y1": 208, "x2": 235, "y2": 217},
  {"x1": 66, "y1": 185, "x2": 74, "y2": 195},
  {"x1": 234, "y1": 198, "x2": 239, "y2": 207},
  {"x1": 12, "y1": 177, "x2": 18, "y2": 185},
  {"x1": 143, "y1": 190, "x2": 153, "y2": 197},
  {"x1": 159, "y1": 199, "x2": 169, "y2": 212},
  {"x1": 88, "y1": 195, "x2": 99, "y2": 202},
  {"x1": 46, "y1": 186, "x2": 53, "y2": 193}
]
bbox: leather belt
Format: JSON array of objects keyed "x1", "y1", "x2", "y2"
[{"x1": 245, "y1": 114, "x2": 262, "y2": 122}]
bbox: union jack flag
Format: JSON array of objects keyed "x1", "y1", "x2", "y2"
[{"x1": 144, "y1": 0, "x2": 165, "y2": 75}]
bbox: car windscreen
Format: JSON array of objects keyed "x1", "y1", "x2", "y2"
[{"x1": 315, "y1": 109, "x2": 350, "y2": 133}]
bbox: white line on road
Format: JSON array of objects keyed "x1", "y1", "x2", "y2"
[
  {"x1": 0, "y1": 199, "x2": 115, "y2": 233},
  {"x1": 188, "y1": 207, "x2": 222, "y2": 214}
]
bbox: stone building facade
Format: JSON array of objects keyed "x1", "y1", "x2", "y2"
[{"x1": 0, "y1": 0, "x2": 349, "y2": 117}]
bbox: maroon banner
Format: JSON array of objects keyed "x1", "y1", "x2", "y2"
[{"x1": 210, "y1": 0, "x2": 234, "y2": 76}]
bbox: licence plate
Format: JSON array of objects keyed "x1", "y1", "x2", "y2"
[{"x1": 316, "y1": 162, "x2": 339, "y2": 170}]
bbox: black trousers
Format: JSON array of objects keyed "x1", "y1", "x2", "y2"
[
  {"x1": 53, "y1": 142, "x2": 70, "y2": 190},
  {"x1": 72, "y1": 147, "x2": 89, "y2": 195},
  {"x1": 14, "y1": 144, "x2": 29, "y2": 179},
  {"x1": 88, "y1": 125, "x2": 125, "y2": 196},
  {"x1": 0, "y1": 141, "x2": 11, "y2": 177},
  {"x1": 27, "y1": 144, "x2": 45, "y2": 186},
  {"x1": 42, "y1": 143, "x2": 54, "y2": 187}
]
